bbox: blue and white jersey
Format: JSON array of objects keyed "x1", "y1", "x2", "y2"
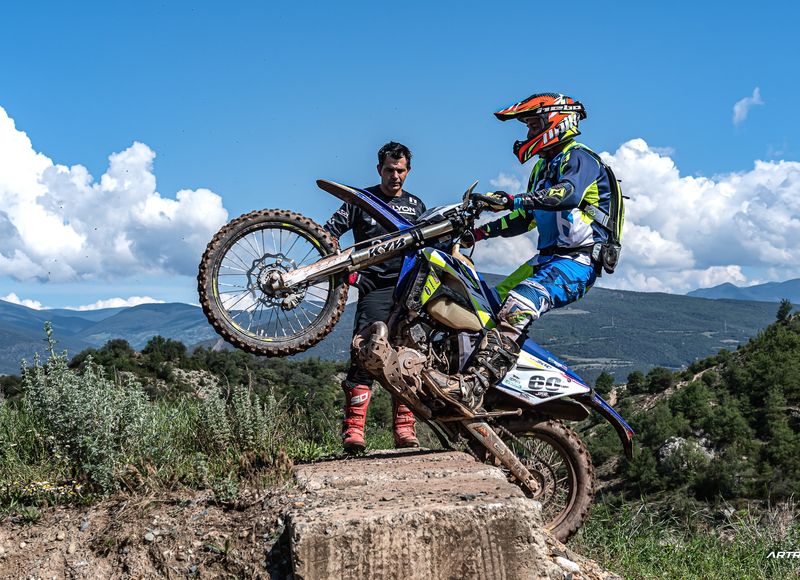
[{"x1": 479, "y1": 141, "x2": 613, "y2": 266}]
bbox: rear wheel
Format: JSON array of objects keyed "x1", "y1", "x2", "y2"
[
  {"x1": 501, "y1": 420, "x2": 595, "y2": 542},
  {"x1": 197, "y1": 209, "x2": 347, "y2": 357},
  {"x1": 470, "y1": 419, "x2": 594, "y2": 542}
]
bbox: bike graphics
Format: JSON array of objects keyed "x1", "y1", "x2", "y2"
[{"x1": 198, "y1": 179, "x2": 634, "y2": 541}]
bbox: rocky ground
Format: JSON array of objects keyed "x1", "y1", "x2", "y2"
[
  {"x1": 0, "y1": 487, "x2": 293, "y2": 579},
  {"x1": 0, "y1": 451, "x2": 622, "y2": 579}
]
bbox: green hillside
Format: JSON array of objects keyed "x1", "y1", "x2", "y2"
[
  {"x1": 586, "y1": 303, "x2": 800, "y2": 503},
  {"x1": 2, "y1": 310, "x2": 799, "y2": 579}
]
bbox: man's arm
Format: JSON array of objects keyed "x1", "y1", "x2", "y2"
[
  {"x1": 514, "y1": 149, "x2": 600, "y2": 212},
  {"x1": 475, "y1": 208, "x2": 536, "y2": 240},
  {"x1": 324, "y1": 202, "x2": 354, "y2": 242}
]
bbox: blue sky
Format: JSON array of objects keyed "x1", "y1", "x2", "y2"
[{"x1": 1, "y1": 1, "x2": 799, "y2": 309}]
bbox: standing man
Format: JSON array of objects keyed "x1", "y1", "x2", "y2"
[{"x1": 325, "y1": 142, "x2": 427, "y2": 453}]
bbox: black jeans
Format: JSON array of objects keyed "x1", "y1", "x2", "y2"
[{"x1": 343, "y1": 285, "x2": 395, "y2": 389}]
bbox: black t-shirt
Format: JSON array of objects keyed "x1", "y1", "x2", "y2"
[{"x1": 324, "y1": 185, "x2": 426, "y2": 292}]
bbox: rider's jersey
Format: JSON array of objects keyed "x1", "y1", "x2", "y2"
[
  {"x1": 325, "y1": 186, "x2": 426, "y2": 293},
  {"x1": 479, "y1": 141, "x2": 612, "y2": 266}
]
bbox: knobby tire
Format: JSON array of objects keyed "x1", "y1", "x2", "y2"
[{"x1": 197, "y1": 209, "x2": 347, "y2": 357}]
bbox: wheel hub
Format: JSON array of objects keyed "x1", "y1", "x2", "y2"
[{"x1": 251, "y1": 253, "x2": 306, "y2": 308}]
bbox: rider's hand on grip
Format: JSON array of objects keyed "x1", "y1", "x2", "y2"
[{"x1": 473, "y1": 191, "x2": 514, "y2": 212}]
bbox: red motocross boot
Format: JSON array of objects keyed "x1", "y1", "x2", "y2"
[
  {"x1": 392, "y1": 398, "x2": 419, "y2": 449},
  {"x1": 342, "y1": 384, "x2": 372, "y2": 454}
]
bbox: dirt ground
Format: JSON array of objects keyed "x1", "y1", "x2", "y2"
[
  {"x1": 0, "y1": 486, "x2": 295, "y2": 579},
  {"x1": 0, "y1": 451, "x2": 620, "y2": 579}
]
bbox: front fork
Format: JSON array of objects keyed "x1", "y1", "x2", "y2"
[
  {"x1": 461, "y1": 419, "x2": 541, "y2": 495},
  {"x1": 272, "y1": 221, "x2": 455, "y2": 291}
]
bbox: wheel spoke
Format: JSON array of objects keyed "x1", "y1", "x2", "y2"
[
  {"x1": 298, "y1": 246, "x2": 316, "y2": 265},
  {"x1": 223, "y1": 248, "x2": 252, "y2": 272},
  {"x1": 242, "y1": 233, "x2": 263, "y2": 261}
]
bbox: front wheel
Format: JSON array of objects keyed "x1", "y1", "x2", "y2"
[{"x1": 197, "y1": 209, "x2": 348, "y2": 357}]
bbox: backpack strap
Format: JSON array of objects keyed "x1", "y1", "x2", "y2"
[{"x1": 572, "y1": 144, "x2": 624, "y2": 244}]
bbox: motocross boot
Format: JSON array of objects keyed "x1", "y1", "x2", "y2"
[
  {"x1": 471, "y1": 324, "x2": 522, "y2": 382},
  {"x1": 447, "y1": 325, "x2": 521, "y2": 413},
  {"x1": 341, "y1": 383, "x2": 372, "y2": 454},
  {"x1": 392, "y1": 398, "x2": 419, "y2": 448},
  {"x1": 438, "y1": 292, "x2": 534, "y2": 414}
]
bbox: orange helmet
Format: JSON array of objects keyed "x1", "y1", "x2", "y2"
[{"x1": 495, "y1": 92, "x2": 586, "y2": 163}]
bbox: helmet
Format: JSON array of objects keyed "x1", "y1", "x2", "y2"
[{"x1": 494, "y1": 93, "x2": 587, "y2": 163}]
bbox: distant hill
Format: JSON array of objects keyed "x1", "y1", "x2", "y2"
[
  {"x1": 586, "y1": 311, "x2": 800, "y2": 504},
  {"x1": 0, "y1": 301, "x2": 217, "y2": 374},
  {"x1": 687, "y1": 278, "x2": 800, "y2": 303},
  {"x1": 0, "y1": 280, "x2": 782, "y2": 381}
]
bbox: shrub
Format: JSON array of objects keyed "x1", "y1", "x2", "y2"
[{"x1": 23, "y1": 325, "x2": 156, "y2": 492}]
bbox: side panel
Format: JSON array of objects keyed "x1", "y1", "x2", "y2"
[
  {"x1": 498, "y1": 346, "x2": 591, "y2": 406},
  {"x1": 520, "y1": 338, "x2": 587, "y2": 385},
  {"x1": 422, "y1": 249, "x2": 495, "y2": 327}
]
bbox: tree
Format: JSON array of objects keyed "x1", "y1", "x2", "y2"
[
  {"x1": 626, "y1": 371, "x2": 645, "y2": 395},
  {"x1": 142, "y1": 336, "x2": 187, "y2": 363},
  {"x1": 594, "y1": 371, "x2": 614, "y2": 396},
  {"x1": 645, "y1": 366, "x2": 673, "y2": 394},
  {"x1": 776, "y1": 299, "x2": 793, "y2": 322}
]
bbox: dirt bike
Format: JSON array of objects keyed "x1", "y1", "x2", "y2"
[{"x1": 197, "y1": 179, "x2": 634, "y2": 541}]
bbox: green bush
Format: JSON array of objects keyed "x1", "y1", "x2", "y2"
[{"x1": 22, "y1": 326, "x2": 156, "y2": 492}]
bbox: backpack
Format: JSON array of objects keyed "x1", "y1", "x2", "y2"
[{"x1": 574, "y1": 145, "x2": 625, "y2": 275}]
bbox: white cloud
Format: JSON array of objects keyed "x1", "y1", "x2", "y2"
[
  {"x1": 478, "y1": 138, "x2": 800, "y2": 294},
  {"x1": 489, "y1": 173, "x2": 524, "y2": 193},
  {"x1": 733, "y1": 87, "x2": 764, "y2": 126},
  {"x1": 0, "y1": 106, "x2": 229, "y2": 283},
  {"x1": 0, "y1": 293, "x2": 166, "y2": 311},
  {"x1": 66, "y1": 296, "x2": 165, "y2": 311},
  {"x1": 1, "y1": 292, "x2": 45, "y2": 310}
]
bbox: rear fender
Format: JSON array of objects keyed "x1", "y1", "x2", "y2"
[{"x1": 577, "y1": 391, "x2": 635, "y2": 460}]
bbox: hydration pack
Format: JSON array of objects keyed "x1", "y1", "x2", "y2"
[{"x1": 575, "y1": 145, "x2": 625, "y2": 275}]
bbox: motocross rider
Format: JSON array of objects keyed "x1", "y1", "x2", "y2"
[
  {"x1": 324, "y1": 142, "x2": 427, "y2": 453},
  {"x1": 451, "y1": 92, "x2": 619, "y2": 413}
]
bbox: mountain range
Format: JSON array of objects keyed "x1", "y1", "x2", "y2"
[
  {"x1": 687, "y1": 277, "x2": 800, "y2": 303},
  {"x1": 0, "y1": 277, "x2": 785, "y2": 381}
]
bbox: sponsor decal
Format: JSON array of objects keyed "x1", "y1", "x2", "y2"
[
  {"x1": 391, "y1": 205, "x2": 417, "y2": 214},
  {"x1": 350, "y1": 393, "x2": 369, "y2": 405},
  {"x1": 368, "y1": 238, "x2": 407, "y2": 257}
]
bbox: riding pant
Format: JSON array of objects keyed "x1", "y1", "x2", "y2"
[{"x1": 495, "y1": 256, "x2": 597, "y2": 332}]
